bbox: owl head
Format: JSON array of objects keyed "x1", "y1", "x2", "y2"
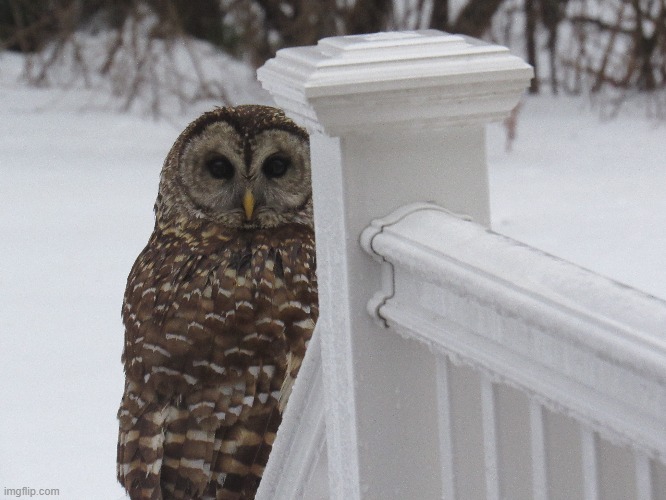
[{"x1": 155, "y1": 105, "x2": 312, "y2": 231}]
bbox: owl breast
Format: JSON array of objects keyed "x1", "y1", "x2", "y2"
[{"x1": 117, "y1": 223, "x2": 317, "y2": 498}]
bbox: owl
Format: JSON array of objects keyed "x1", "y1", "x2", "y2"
[{"x1": 116, "y1": 105, "x2": 318, "y2": 500}]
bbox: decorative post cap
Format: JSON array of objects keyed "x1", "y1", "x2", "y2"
[{"x1": 258, "y1": 30, "x2": 534, "y2": 135}]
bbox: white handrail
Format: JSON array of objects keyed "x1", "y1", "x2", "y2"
[{"x1": 361, "y1": 202, "x2": 666, "y2": 463}]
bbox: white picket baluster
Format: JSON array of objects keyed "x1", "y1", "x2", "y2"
[
  {"x1": 481, "y1": 377, "x2": 500, "y2": 500},
  {"x1": 635, "y1": 452, "x2": 654, "y2": 500},
  {"x1": 436, "y1": 357, "x2": 457, "y2": 500},
  {"x1": 529, "y1": 401, "x2": 549, "y2": 500}
]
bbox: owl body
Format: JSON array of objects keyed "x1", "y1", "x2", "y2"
[{"x1": 117, "y1": 106, "x2": 317, "y2": 499}]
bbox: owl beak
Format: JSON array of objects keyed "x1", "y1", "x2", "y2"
[{"x1": 243, "y1": 189, "x2": 255, "y2": 220}]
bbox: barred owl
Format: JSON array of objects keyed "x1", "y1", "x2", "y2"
[{"x1": 117, "y1": 105, "x2": 317, "y2": 500}]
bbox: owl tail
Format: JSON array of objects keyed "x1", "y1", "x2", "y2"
[
  {"x1": 202, "y1": 404, "x2": 281, "y2": 500},
  {"x1": 165, "y1": 424, "x2": 218, "y2": 498},
  {"x1": 119, "y1": 399, "x2": 219, "y2": 499},
  {"x1": 117, "y1": 402, "x2": 167, "y2": 500}
]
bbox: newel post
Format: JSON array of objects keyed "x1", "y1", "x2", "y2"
[{"x1": 258, "y1": 30, "x2": 532, "y2": 498}]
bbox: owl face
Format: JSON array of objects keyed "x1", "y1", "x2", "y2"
[{"x1": 157, "y1": 106, "x2": 312, "y2": 230}]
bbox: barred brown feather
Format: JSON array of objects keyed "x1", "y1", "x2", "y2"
[{"x1": 117, "y1": 106, "x2": 317, "y2": 500}]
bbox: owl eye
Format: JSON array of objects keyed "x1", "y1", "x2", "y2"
[
  {"x1": 205, "y1": 156, "x2": 235, "y2": 180},
  {"x1": 262, "y1": 154, "x2": 291, "y2": 179}
]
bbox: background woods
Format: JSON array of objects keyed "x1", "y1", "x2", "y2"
[{"x1": 1, "y1": 0, "x2": 664, "y2": 115}]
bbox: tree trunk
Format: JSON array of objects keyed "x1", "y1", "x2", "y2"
[
  {"x1": 167, "y1": 0, "x2": 222, "y2": 43},
  {"x1": 451, "y1": 0, "x2": 504, "y2": 38},
  {"x1": 525, "y1": 0, "x2": 539, "y2": 93},
  {"x1": 429, "y1": 0, "x2": 449, "y2": 31},
  {"x1": 541, "y1": 0, "x2": 567, "y2": 94},
  {"x1": 631, "y1": 0, "x2": 657, "y2": 90},
  {"x1": 346, "y1": 0, "x2": 392, "y2": 35}
]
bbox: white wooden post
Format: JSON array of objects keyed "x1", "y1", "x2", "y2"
[{"x1": 258, "y1": 30, "x2": 532, "y2": 498}]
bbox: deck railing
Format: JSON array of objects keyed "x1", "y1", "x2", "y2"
[{"x1": 255, "y1": 31, "x2": 666, "y2": 499}]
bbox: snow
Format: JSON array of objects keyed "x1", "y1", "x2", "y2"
[
  {"x1": 0, "y1": 47, "x2": 664, "y2": 498},
  {"x1": 0, "y1": 53, "x2": 175, "y2": 499},
  {"x1": 487, "y1": 96, "x2": 666, "y2": 300}
]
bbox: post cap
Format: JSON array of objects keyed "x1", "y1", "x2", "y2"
[{"x1": 257, "y1": 30, "x2": 534, "y2": 135}]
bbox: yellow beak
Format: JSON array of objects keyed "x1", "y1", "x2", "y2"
[{"x1": 243, "y1": 189, "x2": 255, "y2": 220}]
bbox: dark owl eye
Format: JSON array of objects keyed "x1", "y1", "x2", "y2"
[
  {"x1": 262, "y1": 154, "x2": 291, "y2": 179},
  {"x1": 205, "y1": 156, "x2": 234, "y2": 180}
]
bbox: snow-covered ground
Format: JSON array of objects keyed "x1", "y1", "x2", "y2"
[
  {"x1": 487, "y1": 96, "x2": 666, "y2": 301},
  {"x1": 0, "y1": 49, "x2": 664, "y2": 498}
]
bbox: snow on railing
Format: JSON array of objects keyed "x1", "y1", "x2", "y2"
[
  {"x1": 362, "y1": 202, "x2": 666, "y2": 500},
  {"x1": 256, "y1": 30, "x2": 666, "y2": 499}
]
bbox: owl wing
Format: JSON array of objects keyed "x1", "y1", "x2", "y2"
[{"x1": 117, "y1": 227, "x2": 317, "y2": 500}]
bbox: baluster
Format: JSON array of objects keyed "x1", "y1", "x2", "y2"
[
  {"x1": 529, "y1": 400, "x2": 549, "y2": 500},
  {"x1": 581, "y1": 427, "x2": 599, "y2": 500},
  {"x1": 635, "y1": 452, "x2": 653, "y2": 500},
  {"x1": 437, "y1": 356, "x2": 457, "y2": 500},
  {"x1": 481, "y1": 377, "x2": 500, "y2": 500}
]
